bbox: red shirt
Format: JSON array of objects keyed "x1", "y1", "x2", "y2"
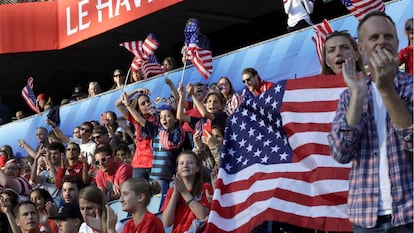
[
  {"x1": 160, "y1": 183, "x2": 213, "y2": 233},
  {"x1": 95, "y1": 162, "x2": 132, "y2": 192},
  {"x1": 253, "y1": 79, "x2": 273, "y2": 96},
  {"x1": 55, "y1": 161, "x2": 85, "y2": 188},
  {"x1": 122, "y1": 212, "x2": 164, "y2": 233},
  {"x1": 398, "y1": 45, "x2": 413, "y2": 75}
]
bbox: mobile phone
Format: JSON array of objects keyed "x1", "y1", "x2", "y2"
[{"x1": 202, "y1": 120, "x2": 212, "y2": 138}]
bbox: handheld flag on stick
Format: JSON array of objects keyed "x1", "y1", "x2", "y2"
[
  {"x1": 339, "y1": 0, "x2": 385, "y2": 21},
  {"x1": 312, "y1": 19, "x2": 334, "y2": 65},
  {"x1": 184, "y1": 21, "x2": 212, "y2": 80},
  {"x1": 21, "y1": 77, "x2": 40, "y2": 114}
]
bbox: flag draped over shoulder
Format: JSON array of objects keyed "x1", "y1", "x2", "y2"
[
  {"x1": 205, "y1": 74, "x2": 352, "y2": 233},
  {"x1": 312, "y1": 19, "x2": 334, "y2": 65},
  {"x1": 120, "y1": 33, "x2": 163, "y2": 79},
  {"x1": 21, "y1": 77, "x2": 40, "y2": 114},
  {"x1": 339, "y1": 0, "x2": 385, "y2": 21},
  {"x1": 184, "y1": 21, "x2": 212, "y2": 80}
]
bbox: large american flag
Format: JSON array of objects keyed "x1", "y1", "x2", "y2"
[
  {"x1": 205, "y1": 74, "x2": 352, "y2": 233},
  {"x1": 312, "y1": 19, "x2": 334, "y2": 65},
  {"x1": 21, "y1": 77, "x2": 40, "y2": 114},
  {"x1": 340, "y1": 0, "x2": 385, "y2": 21},
  {"x1": 184, "y1": 21, "x2": 212, "y2": 80}
]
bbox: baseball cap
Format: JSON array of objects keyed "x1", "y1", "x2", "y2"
[{"x1": 50, "y1": 203, "x2": 82, "y2": 220}]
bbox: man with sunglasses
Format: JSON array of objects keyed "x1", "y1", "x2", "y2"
[
  {"x1": 94, "y1": 144, "x2": 132, "y2": 201},
  {"x1": 241, "y1": 67, "x2": 273, "y2": 97}
]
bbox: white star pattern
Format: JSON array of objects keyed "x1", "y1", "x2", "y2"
[
  {"x1": 250, "y1": 114, "x2": 257, "y2": 122},
  {"x1": 256, "y1": 133, "x2": 264, "y2": 141},
  {"x1": 238, "y1": 138, "x2": 247, "y2": 147},
  {"x1": 230, "y1": 116, "x2": 238, "y2": 125},
  {"x1": 239, "y1": 121, "x2": 247, "y2": 130},
  {"x1": 254, "y1": 148, "x2": 262, "y2": 157},
  {"x1": 228, "y1": 148, "x2": 236, "y2": 157},
  {"x1": 248, "y1": 128, "x2": 255, "y2": 137},
  {"x1": 280, "y1": 152, "x2": 289, "y2": 160},
  {"x1": 263, "y1": 139, "x2": 271, "y2": 147}
]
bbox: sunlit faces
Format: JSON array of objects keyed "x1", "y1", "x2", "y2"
[
  {"x1": 62, "y1": 182, "x2": 79, "y2": 204},
  {"x1": 119, "y1": 182, "x2": 140, "y2": 213},
  {"x1": 36, "y1": 128, "x2": 48, "y2": 144},
  {"x1": 358, "y1": 16, "x2": 399, "y2": 65},
  {"x1": 325, "y1": 36, "x2": 359, "y2": 75},
  {"x1": 4, "y1": 162, "x2": 20, "y2": 178},
  {"x1": 73, "y1": 127, "x2": 81, "y2": 139},
  {"x1": 177, "y1": 153, "x2": 200, "y2": 177},
  {"x1": 65, "y1": 145, "x2": 80, "y2": 160},
  {"x1": 211, "y1": 128, "x2": 224, "y2": 145},
  {"x1": 15, "y1": 203, "x2": 39, "y2": 232},
  {"x1": 160, "y1": 110, "x2": 177, "y2": 130},
  {"x1": 137, "y1": 95, "x2": 151, "y2": 115},
  {"x1": 79, "y1": 198, "x2": 101, "y2": 221},
  {"x1": 57, "y1": 218, "x2": 81, "y2": 233},
  {"x1": 94, "y1": 152, "x2": 112, "y2": 172},
  {"x1": 132, "y1": 70, "x2": 144, "y2": 82},
  {"x1": 29, "y1": 191, "x2": 46, "y2": 210},
  {"x1": 80, "y1": 125, "x2": 92, "y2": 138},
  {"x1": 204, "y1": 93, "x2": 224, "y2": 113},
  {"x1": 49, "y1": 149, "x2": 62, "y2": 165}
]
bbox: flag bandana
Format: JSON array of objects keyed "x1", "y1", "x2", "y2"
[
  {"x1": 21, "y1": 77, "x2": 40, "y2": 114},
  {"x1": 205, "y1": 74, "x2": 352, "y2": 233}
]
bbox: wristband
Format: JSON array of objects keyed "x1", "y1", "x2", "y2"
[{"x1": 187, "y1": 197, "x2": 195, "y2": 205}]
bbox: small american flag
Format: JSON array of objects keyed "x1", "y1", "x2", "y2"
[
  {"x1": 312, "y1": 19, "x2": 334, "y2": 65},
  {"x1": 205, "y1": 74, "x2": 352, "y2": 233},
  {"x1": 184, "y1": 21, "x2": 212, "y2": 80},
  {"x1": 21, "y1": 77, "x2": 40, "y2": 114},
  {"x1": 340, "y1": 0, "x2": 385, "y2": 21},
  {"x1": 141, "y1": 55, "x2": 163, "y2": 79},
  {"x1": 120, "y1": 33, "x2": 160, "y2": 72}
]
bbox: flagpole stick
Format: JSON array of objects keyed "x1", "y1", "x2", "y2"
[
  {"x1": 123, "y1": 68, "x2": 131, "y2": 92},
  {"x1": 180, "y1": 47, "x2": 188, "y2": 83}
]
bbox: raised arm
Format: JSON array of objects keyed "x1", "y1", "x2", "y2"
[
  {"x1": 46, "y1": 119, "x2": 70, "y2": 143},
  {"x1": 176, "y1": 82, "x2": 192, "y2": 123},
  {"x1": 18, "y1": 139, "x2": 37, "y2": 159}
]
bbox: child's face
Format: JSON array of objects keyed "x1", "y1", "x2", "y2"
[
  {"x1": 138, "y1": 96, "x2": 151, "y2": 115},
  {"x1": 204, "y1": 94, "x2": 224, "y2": 113},
  {"x1": 160, "y1": 110, "x2": 177, "y2": 130},
  {"x1": 177, "y1": 153, "x2": 200, "y2": 177}
]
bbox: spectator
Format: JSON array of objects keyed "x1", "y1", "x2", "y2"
[
  {"x1": 49, "y1": 202, "x2": 83, "y2": 233},
  {"x1": 181, "y1": 18, "x2": 210, "y2": 64},
  {"x1": 94, "y1": 145, "x2": 132, "y2": 201},
  {"x1": 88, "y1": 81, "x2": 103, "y2": 97},
  {"x1": 107, "y1": 178, "x2": 164, "y2": 233},
  {"x1": 0, "y1": 159, "x2": 31, "y2": 200},
  {"x1": 72, "y1": 126, "x2": 81, "y2": 139},
  {"x1": 54, "y1": 142, "x2": 91, "y2": 189},
  {"x1": 110, "y1": 69, "x2": 126, "y2": 90},
  {"x1": 15, "y1": 201, "x2": 48, "y2": 233},
  {"x1": 241, "y1": 67, "x2": 273, "y2": 97},
  {"x1": 29, "y1": 188, "x2": 57, "y2": 233},
  {"x1": 321, "y1": 31, "x2": 365, "y2": 75},
  {"x1": 36, "y1": 93, "x2": 53, "y2": 112},
  {"x1": 283, "y1": 0, "x2": 314, "y2": 32},
  {"x1": 113, "y1": 143, "x2": 132, "y2": 163},
  {"x1": 398, "y1": 18, "x2": 413, "y2": 75},
  {"x1": 161, "y1": 151, "x2": 212, "y2": 233},
  {"x1": 328, "y1": 12, "x2": 413, "y2": 232},
  {"x1": 0, "y1": 190, "x2": 20, "y2": 233},
  {"x1": 46, "y1": 175, "x2": 83, "y2": 217},
  {"x1": 92, "y1": 125, "x2": 122, "y2": 153},
  {"x1": 129, "y1": 69, "x2": 144, "y2": 83},
  {"x1": 115, "y1": 88, "x2": 157, "y2": 179},
  {"x1": 14, "y1": 110, "x2": 26, "y2": 120},
  {"x1": 217, "y1": 76, "x2": 243, "y2": 116},
  {"x1": 162, "y1": 57, "x2": 178, "y2": 73},
  {"x1": 78, "y1": 186, "x2": 109, "y2": 233},
  {"x1": 71, "y1": 85, "x2": 87, "y2": 102}
]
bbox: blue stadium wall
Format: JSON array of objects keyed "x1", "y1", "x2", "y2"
[{"x1": 1, "y1": 0, "x2": 412, "y2": 157}]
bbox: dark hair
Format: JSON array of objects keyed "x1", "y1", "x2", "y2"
[
  {"x1": 48, "y1": 142, "x2": 65, "y2": 154},
  {"x1": 321, "y1": 31, "x2": 365, "y2": 75},
  {"x1": 61, "y1": 175, "x2": 82, "y2": 191},
  {"x1": 217, "y1": 76, "x2": 236, "y2": 98},
  {"x1": 130, "y1": 93, "x2": 151, "y2": 116},
  {"x1": 163, "y1": 57, "x2": 178, "y2": 70},
  {"x1": 357, "y1": 11, "x2": 396, "y2": 41},
  {"x1": 176, "y1": 150, "x2": 203, "y2": 197},
  {"x1": 122, "y1": 178, "x2": 161, "y2": 207},
  {"x1": 66, "y1": 142, "x2": 80, "y2": 152},
  {"x1": 0, "y1": 189, "x2": 19, "y2": 209},
  {"x1": 203, "y1": 91, "x2": 226, "y2": 106},
  {"x1": 29, "y1": 188, "x2": 54, "y2": 204},
  {"x1": 94, "y1": 143, "x2": 113, "y2": 156},
  {"x1": 242, "y1": 67, "x2": 262, "y2": 81}
]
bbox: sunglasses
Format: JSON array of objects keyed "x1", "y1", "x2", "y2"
[
  {"x1": 406, "y1": 25, "x2": 413, "y2": 33},
  {"x1": 113, "y1": 74, "x2": 121, "y2": 77},
  {"x1": 242, "y1": 77, "x2": 252, "y2": 84},
  {"x1": 92, "y1": 135, "x2": 102, "y2": 140},
  {"x1": 94, "y1": 157, "x2": 108, "y2": 166},
  {"x1": 80, "y1": 127, "x2": 91, "y2": 133}
]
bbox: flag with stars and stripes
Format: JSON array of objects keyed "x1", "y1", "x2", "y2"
[
  {"x1": 21, "y1": 77, "x2": 40, "y2": 114},
  {"x1": 205, "y1": 74, "x2": 352, "y2": 233},
  {"x1": 184, "y1": 21, "x2": 212, "y2": 80},
  {"x1": 339, "y1": 0, "x2": 385, "y2": 21}
]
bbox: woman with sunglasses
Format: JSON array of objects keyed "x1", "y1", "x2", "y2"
[
  {"x1": 398, "y1": 18, "x2": 413, "y2": 75},
  {"x1": 116, "y1": 88, "x2": 158, "y2": 179}
]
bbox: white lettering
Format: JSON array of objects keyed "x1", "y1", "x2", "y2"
[
  {"x1": 115, "y1": 0, "x2": 131, "y2": 16},
  {"x1": 78, "y1": 0, "x2": 91, "y2": 31},
  {"x1": 131, "y1": 0, "x2": 141, "y2": 8},
  {"x1": 66, "y1": 7, "x2": 78, "y2": 36},
  {"x1": 96, "y1": 0, "x2": 114, "y2": 23}
]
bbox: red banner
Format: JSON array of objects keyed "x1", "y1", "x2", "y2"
[{"x1": 0, "y1": 0, "x2": 182, "y2": 54}]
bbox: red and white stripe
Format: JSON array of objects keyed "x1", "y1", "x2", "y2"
[
  {"x1": 350, "y1": 0, "x2": 385, "y2": 21},
  {"x1": 311, "y1": 19, "x2": 334, "y2": 65}
]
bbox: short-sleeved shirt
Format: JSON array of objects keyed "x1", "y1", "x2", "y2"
[
  {"x1": 95, "y1": 162, "x2": 132, "y2": 195},
  {"x1": 160, "y1": 183, "x2": 213, "y2": 233},
  {"x1": 122, "y1": 212, "x2": 164, "y2": 233}
]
